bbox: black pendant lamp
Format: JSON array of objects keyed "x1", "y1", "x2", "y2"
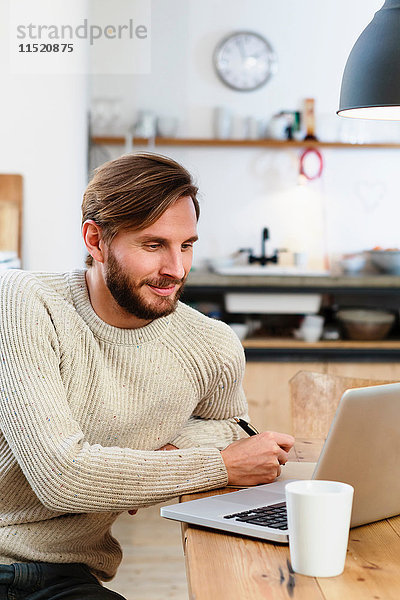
[{"x1": 338, "y1": 0, "x2": 400, "y2": 119}]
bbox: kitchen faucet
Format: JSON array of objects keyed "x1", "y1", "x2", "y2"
[{"x1": 245, "y1": 228, "x2": 278, "y2": 266}]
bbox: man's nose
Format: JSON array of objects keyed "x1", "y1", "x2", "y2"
[{"x1": 159, "y1": 250, "x2": 186, "y2": 280}]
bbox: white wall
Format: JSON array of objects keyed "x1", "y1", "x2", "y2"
[
  {"x1": 1, "y1": 1, "x2": 89, "y2": 271},
  {"x1": 90, "y1": 0, "x2": 399, "y2": 270},
  {"x1": 3, "y1": 0, "x2": 394, "y2": 271},
  {"x1": 91, "y1": 0, "x2": 384, "y2": 134},
  {"x1": 14, "y1": 0, "x2": 387, "y2": 271}
]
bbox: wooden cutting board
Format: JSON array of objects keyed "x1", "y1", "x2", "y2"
[{"x1": 0, "y1": 174, "x2": 23, "y2": 259}]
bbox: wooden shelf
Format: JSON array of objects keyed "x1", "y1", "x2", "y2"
[
  {"x1": 242, "y1": 337, "x2": 400, "y2": 349},
  {"x1": 240, "y1": 336, "x2": 400, "y2": 362},
  {"x1": 91, "y1": 136, "x2": 400, "y2": 149}
]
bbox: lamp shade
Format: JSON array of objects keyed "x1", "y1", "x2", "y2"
[{"x1": 338, "y1": 0, "x2": 400, "y2": 119}]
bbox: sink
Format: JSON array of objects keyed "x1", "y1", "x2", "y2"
[
  {"x1": 214, "y1": 265, "x2": 329, "y2": 276},
  {"x1": 212, "y1": 265, "x2": 326, "y2": 314},
  {"x1": 225, "y1": 292, "x2": 322, "y2": 314}
]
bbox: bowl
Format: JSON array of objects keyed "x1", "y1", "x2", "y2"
[
  {"x1": 339, "y1": 253, "x2": 366, "y2": 275},
  {"x1": 337, "y1": 309, "x2": 395, "y2": 340},
  {"x1": 367, "y1": 250, "x2": 400, "y2": 275}
]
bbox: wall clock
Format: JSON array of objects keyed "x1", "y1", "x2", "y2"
[{"x1": 213, "y1": 31, "x2": 277, "y2": 91}]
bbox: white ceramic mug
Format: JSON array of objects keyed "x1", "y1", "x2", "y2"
[
  {"x1": 301, "y1": 315, "x2": 324, "y2": 329},
  {"x1": 294, "y1": 252, "x2": 308, "y2": 268},
  {"x1": 134, "y1": 110, "x2": 156, "y2": 138},
  {"x1": 297, "y1": 314, "x2": 324, "y2": 342},
  {"x1": 285, "y1": 480, "x2": 354, "y2": 577},
  {"x1": 299, "y1": 327, "x2": 322, "y2": 343},
  {"x1": 157, "y1": 116, "x2": 179, "y2": 137},
  {"x1": 213, "y1": 107, "x2": 232, "y2": 139}
]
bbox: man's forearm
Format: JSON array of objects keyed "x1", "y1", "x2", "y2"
[{"x1": 170, "y1": 415, "x2": 248, "y2": 450}]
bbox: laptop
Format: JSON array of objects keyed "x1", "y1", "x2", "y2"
[{"x1": 161, "y1": 382, "x2": 400, "y2": 543}]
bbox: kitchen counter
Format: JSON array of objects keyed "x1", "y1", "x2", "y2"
[
  {"x1": 183, "y1": 270, "x2": 400, "y2": 362},
  {"x1": 186, "y1": 269, "x2": 400, "y2": 293}
]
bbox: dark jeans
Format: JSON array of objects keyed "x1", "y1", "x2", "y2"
[{"x1": 0, "y1": 562, "x2": 126, "y2": 600}]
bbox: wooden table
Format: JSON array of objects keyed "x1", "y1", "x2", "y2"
[{"x1": 181, "y1": 440, "x2": 400, "y2": 599}]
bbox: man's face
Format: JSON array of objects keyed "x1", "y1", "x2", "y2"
[{"x1": 104, "y1": 196, "x2": 198, "y2": 322}]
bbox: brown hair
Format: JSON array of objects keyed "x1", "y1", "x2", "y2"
[{"x1": 82, "y1": 152, "x2": 199, "y2": 267}]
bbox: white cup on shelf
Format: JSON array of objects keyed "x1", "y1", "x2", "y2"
[
  {"x1": 213, "y1": 107, "x2": 233, "y2": 139},
  {"x1": 299, "y1": 327, "x2": 323, "y2": 343},
  {"x1": 134, "y1": 110, "x2": 156, "y2": 138},
  {"x1": 285, "y1": 480, "x2": 354, "y2": 577},
  {"x1": 157, "y1": 116, "x2": 179, "y2": 137},
  {"x1": 295, "y1": 314, "x2": 324, "y2": 342}
]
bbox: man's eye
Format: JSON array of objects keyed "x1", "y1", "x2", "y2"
[
  {"x1": 181, "y1": 244, "x2": 193, "y2": 250},
  {"x1": 146, "y1": 244, "x2": 161, "y2": 250}
]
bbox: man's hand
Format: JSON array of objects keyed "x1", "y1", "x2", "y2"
[{"x1": 220, "y1": 431, "x2": 295, "y2": 486}]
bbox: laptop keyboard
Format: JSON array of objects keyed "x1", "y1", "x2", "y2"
[{"x1": 223, "y1": 501, "x2": 288, "y2": 530}]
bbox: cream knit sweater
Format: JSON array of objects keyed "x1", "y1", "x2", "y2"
[{"x1": 0, "y1": 269, "x2": 247, "y2": 581}]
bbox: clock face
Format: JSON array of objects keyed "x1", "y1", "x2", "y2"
[{"x1": 214, "y1": 31, "x2": 277, "y2": 91}]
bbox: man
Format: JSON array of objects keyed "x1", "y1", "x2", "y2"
[{"x1": 0, "y1": 153, "x2": 294, "y2": 599}]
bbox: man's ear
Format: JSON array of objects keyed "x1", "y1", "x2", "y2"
[{"x1": 82, "y1": 220, "x2": 106, "y2": 264}]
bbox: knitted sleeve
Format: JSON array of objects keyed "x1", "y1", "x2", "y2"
[
  {"x1": 171, "y1": 326, "x2": 249, "y2": 450},
  {"x1": 0, "y1": 272, "x2": 228, "y2": 512}
]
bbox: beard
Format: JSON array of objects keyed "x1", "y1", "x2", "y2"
[{"x1": 104, "y1": 250, "x2": 185, "y2": 321}]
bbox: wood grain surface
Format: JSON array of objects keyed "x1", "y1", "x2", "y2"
[
  {"x1": 181, "y1": 440, "x2": 400, "y2": 600},
  {"x1": 0, "y1": 174, "x2": 23, "y2": 258}
]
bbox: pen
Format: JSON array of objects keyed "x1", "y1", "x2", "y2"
[{"x1": 233, "y1": 417, "x2": 259, "y2": 436}]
